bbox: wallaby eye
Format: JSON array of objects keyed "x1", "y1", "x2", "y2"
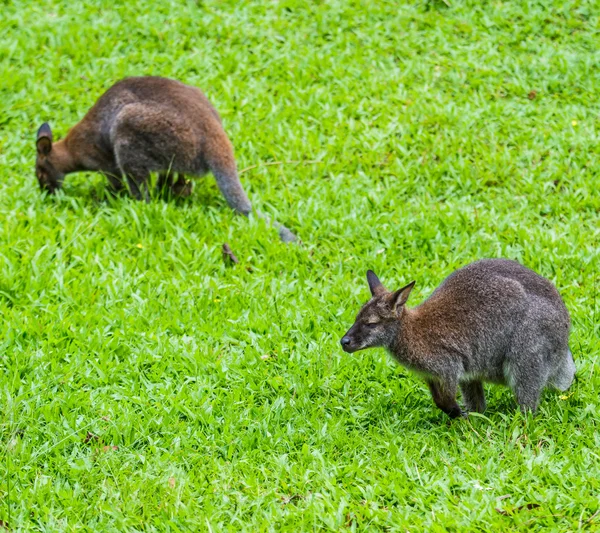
[{"x1": 366, "y1": 321, "x2": 380, "y2": 328}]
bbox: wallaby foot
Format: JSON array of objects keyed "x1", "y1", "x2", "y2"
[
  {"x1": 427, "y1": 380, "x2": 466, "y2": 419},
  {"x1": 123, "y1": 172, "x2": 150, "y2": 202},
  {"x1": 460, "y1": 380, "x2": 486, "y2": 413},
  {"x1": 171, "y1": 174, "x2": 193, "y2": 197},
  {"x1": 157, "y1": 172, "x2": 192, "y2": 197}
]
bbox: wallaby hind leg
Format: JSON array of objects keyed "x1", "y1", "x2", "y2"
[
  {"x1": 550, "y1": 349, "x2": 576, "y2": 391},
  {"x1": 427, "y1": 379, "x2": 465, "y2": 419},
  {"x1": 105, "y1": 173, "x2": 126, "y2": 194},
  {"x1": 156, "y1": 173, "x2": 191, "y2": 197},
  {"x1": 114, "y1": 153, "x2": 151, "y2": 203},
  {"x1": 460, "y1": 380, "x2": 486, "y2": 413},
  {"x1": 113, "y1": 105, "x2": 170, "y2": 203},
  {"x1": 121, "y1": 168, "x2": 150, "y2": 202}
]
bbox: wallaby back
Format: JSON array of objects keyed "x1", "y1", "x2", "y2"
[{"x1": 341, "y1": 259, "x2": 574, "y2": 418}]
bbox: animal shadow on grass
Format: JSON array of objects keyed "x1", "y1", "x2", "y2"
[
  {"x1": 64, "y1": 173, "x2": 293, "y2": 238},
  {"x1": 482, "y1": 383, "x2": 580, "y2": 420},
  {"x1": 355, "y1": 382, "x2": 571, "y2": 431},
  {"x1": 69, "y1": 171, "x2": 224, "y2": 210},
  {"x1": 471, "y1": 388, "x2": 517, "y2": 419},
  {"x1": 45, "y1": 170, "x2": 298, "y2": 242}
]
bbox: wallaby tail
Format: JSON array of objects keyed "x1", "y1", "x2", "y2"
[
  {"x1": 550, "y1": 348, "x2": 576, "y2": 391},
  {"x1": 205, "y1": 133, "x2": 252, "y2": 216},
  {"x1": 254, "y1": 211, "x2": 297, "y2": 243},
  {"x1": 210, "y1": 164, "x2": 297, "y2": 241},
  {"x1": 206, "y1": 134, "x2": 297, "y2": 242},
  {"x1": 209, "y1": 164, "x2": 252, "y2": 216}
]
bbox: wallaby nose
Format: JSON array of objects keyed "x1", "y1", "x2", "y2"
[{"x1": 340, "y1": 336, "x2": 351, "y2": 348}]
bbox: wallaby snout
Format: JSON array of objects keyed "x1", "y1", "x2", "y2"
[
  {"x1": 340, "y1": 335, "x2": 353, "y2": 352},
  {"x1": 340, "y1": 329, "x2": 360, "y2": 353},
  {"x1": 340, "y1": 317, "x2": 376, "y2": 354},
  {"x1": 343, "y1": 259, "x2": 574, "y2": 419}
]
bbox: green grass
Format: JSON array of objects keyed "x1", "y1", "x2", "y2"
[{"x1": 1, "y1": 0, "x2": 600, "y2": 530}]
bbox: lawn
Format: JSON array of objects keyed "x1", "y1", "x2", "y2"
[{"x1": 1, "y1": 0, "x2": 599, "y2": 530}]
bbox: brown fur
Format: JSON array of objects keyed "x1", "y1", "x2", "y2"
[
  {"x1": 35, "y1": 76, "x2": 296, "y2": 242},
  {"x1": 341, "y1": 259, "x2": 575, "y2": 419}
]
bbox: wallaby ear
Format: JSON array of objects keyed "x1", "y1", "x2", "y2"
[
  {"x1": 390, "y1": 281, "x2": 416, "y2": 312},
  {"x1": 367, "y1": 270, "x2": 387, "y2": 297},
  {"x1": 36, "y1": 123, "x2": 53, "y2": 155}
]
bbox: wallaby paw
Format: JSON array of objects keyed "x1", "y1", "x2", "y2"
[{"x1": 171, "y1": 180, "x2": 193, "y2": 198}]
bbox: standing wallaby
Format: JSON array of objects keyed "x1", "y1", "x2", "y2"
[
  {"x1": 341, "y1": 259, "x2": 575, "y2": 418},
  {"x1": 35, "y1": 76, "x2": 296, "y2": 242}
]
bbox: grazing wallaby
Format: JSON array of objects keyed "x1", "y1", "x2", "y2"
[
  {"x1": 35, "y1": 76, "x2": 296, "y2": 242},
  {"x1": 341, "y1": 259, "x2": 575, "y2": 418}
]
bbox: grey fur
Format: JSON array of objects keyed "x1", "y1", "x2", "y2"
[{"x1": 341, "y1": 259, "x2": 575, "y2": 418}]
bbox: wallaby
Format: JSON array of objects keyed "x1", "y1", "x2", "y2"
[
  {"x1": 35, "y1": 76, "x2": 296, "y2": 242},
  {"x1": 341, "y1": 259, "x2": 575, "y2": 418}
]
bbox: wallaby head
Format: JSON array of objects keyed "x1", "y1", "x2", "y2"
[
  {"x1": 340, "y1": 270, "x2": 415, "y2": 353},
  {"x1": 35, "y1": 123, "x2": 65, "y2": 193}
]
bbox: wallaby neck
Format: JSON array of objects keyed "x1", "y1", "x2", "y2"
[
  {"x1": 57, "y1": 123, "x2": 110, "y2": 174},
  {"x1": 51, "y1": 139, "x2": 80, "y2": 175},
  {"x1": 387, "y1": 307, "x2": 420, "y2": 366}
]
